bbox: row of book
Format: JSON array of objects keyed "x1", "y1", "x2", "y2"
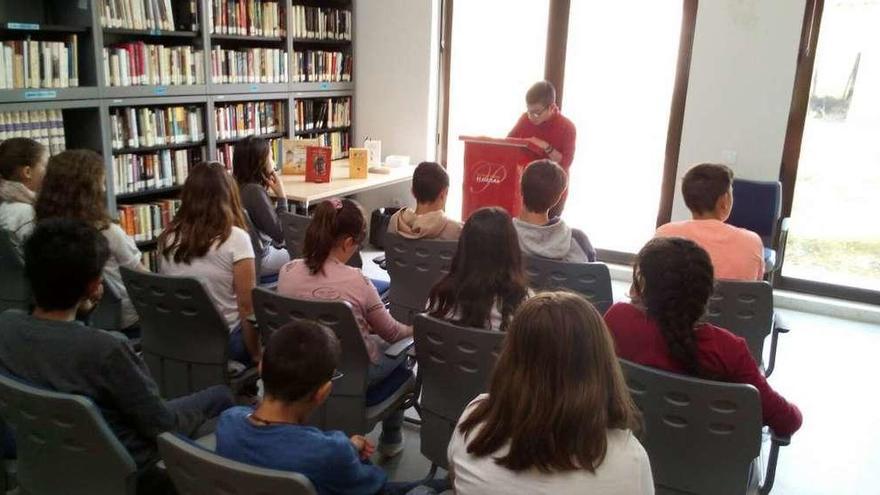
[
  {"x1": 296, "y1": 130, "x2": 349, "y2": 161},
  {"x1": 208, "y1": 0, "x2": 286, "y2": 37},
  {"x1": 292, "y1": 50, "x2": 351, "y2": 83},
  {"x1": 211, "y1": 47, "x2": 288, "y2": 84},
  {"x1": 0, "y1": 110, "x2": 66, "y2": 155},
  {"x1": 103, "y1": 44, "x2": 205, "y2": 87},
  {"x1": 217, "y1": 137, "x2": 281, "y2": 171},
  {"x1": 117, "y1": 199, "x2": 181, "y2": 243},
  {"x1": 113, "y1": 148, "x2": 202, "y2": 194},
  {"x1": 294, "y1": 97, "x2": 350, "y2": 133},
  {"x1": 0, "y1": 38, "x2": 80, "y2": 89},
  {"x1": 215, "y1": 101, "x2": 285, "y2": 141},
  {"x1": 100, "y1": 0, "x2": 196, "y2": 31},
  {"x1": 292, "y1": 6, "x2": 352, "y2": 41},
  {"x1": 110, "y1": 106, "x2": 205, "y2": 150}
]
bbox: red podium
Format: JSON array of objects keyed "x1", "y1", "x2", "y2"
[{"x1": 459, "y1": 136, "x2": 543, "y2": 220}]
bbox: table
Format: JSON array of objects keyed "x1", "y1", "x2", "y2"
[{"x1": 279, "y1": 159, "x2": 415, "y2": 209}]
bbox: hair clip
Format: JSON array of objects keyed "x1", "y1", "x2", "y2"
[{"x1": 329, "y1": 198, "x2": 343, "y2": 210}]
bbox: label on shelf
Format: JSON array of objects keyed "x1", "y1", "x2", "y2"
[
  {"x1": 249, "y1": 84, "x2": 259, "y2": 92},
  {"x1": 320, "y1": 82, "x2": 330, "y2": 89},
  {"x1": 154, "y1": 86, "x2": 168, "y2": 96},
  {"x1": 24, "y1": 90, "x2": 57, "y2": 100},
  {"x1": 6, "y1": 23, "x2": 40, "y2": 31}
]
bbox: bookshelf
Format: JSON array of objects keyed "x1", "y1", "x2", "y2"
[{"x1": 0, "y1": 0, "x2": 355, "y2": 268}]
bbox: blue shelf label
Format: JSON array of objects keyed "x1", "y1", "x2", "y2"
[
  {"x1": 24, "y1": 90, "x2": 57, "y2": 100},
  {"x1": 249, "y1": 84, "x2": 259, "y2": 92},
  {"x1": 150, "y1": 29, "x2": 161, "y2": 36},
  {"x1": 7, "y1": 23, "x2": 40, "y2": 31},
  {"x1": 154, "y1": 86, "x2": 168, "y2": 95},
  {"x1": 320, "y1": 82, "x2": 330, "y2": 89}
]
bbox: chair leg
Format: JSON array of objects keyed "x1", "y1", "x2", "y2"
[{"x1": 421, "y1": 463, "x2": 439, "y2": 484}]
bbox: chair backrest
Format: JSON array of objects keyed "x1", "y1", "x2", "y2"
[
  {"x1": 89, "y1": 280, "x2": 124, "y2": 331},
  {"x1": 524, "y1": 256, "x2": 613, "y2": 314},
  {"x1": 620, "y1": 359, "x2": 762, "y2": 495},
  {"x1": 251, "y1": 288, "x2": 372, "y2": 434},
  {"x1": 706, "y1": 280, "x2": 773, "y2": 366},
  {"x1": 0, "y1": 229, "x2": 31, "y2": 313},
  {"x1": 0, "y1": 373, "x2": 137, "y2": 495},
  {"x1": 413, "y1": 314, "x2": 504, "y2": 470},
  {"x1": 727, "y1": 178, "x2": 782, "y2": 248},
  {"x1": 120, "y1": 267, "x2": 231, "y2": 399},
  {"x1": 279, "y1": 211, "x2": 311, "y2": 260},
  {"x1": 157, "y1": 432, "x2": 316, "y2": 495},
  {"x1": 384, "y1": 233, "x2": 457, "y2": 324}
]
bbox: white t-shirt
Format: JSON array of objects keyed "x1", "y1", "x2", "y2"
[
  {"x1": 448, "y1": 394, "x2": 654, "y2": 495},
  {"x1": 101, "y1": 224, "x2": 143, "y2": 328},
  {"x1": 159, "y1": 226, "x2": 254, "y2": 331}
]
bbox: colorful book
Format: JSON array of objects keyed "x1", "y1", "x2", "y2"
[
  {"x1": 348, "y1": 148, "x2": 368, "y2": 179},
  {"x1": 305, "y1": 145, "x2": 332, "y2": 183}
]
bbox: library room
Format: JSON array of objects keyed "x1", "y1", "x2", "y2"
[{"x1": 0, "y1": 1, "x2": 878, "y2": 494}]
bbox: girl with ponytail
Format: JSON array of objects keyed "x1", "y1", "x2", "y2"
[
  {"x1": 277, "y1": 198, "x2": 413, "y2": 456},
  {"x1": 604, "y1": 237, "x2": 803, "y2": 437}
]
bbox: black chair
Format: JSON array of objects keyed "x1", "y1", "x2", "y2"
[
  {"x1": 621, "y1": 359, "x2": 789, "y2": 495},
  {"x1": 89, "y1": 281, "x2": 125, "y2": 331},
  {"x1": 413, "y1": 314, "x2": 503, "y2": 476},
  {"x1": 252, "y1": 288, "x2": 416, "y2": 435},
  {"x1": 120, "y1": 267, "x2": 257, "y2": 399},
  {"x1": 0, "y1": 229, "x2": 30, "y2": 313},
  {"x1": 727, "y1": 179, "x2": 789, "y2": 282},
  {"x1": 524, "y1": 256, "x2": 614, "y2": 314},
  {"x1": 0, "y1": 373, "x2": 138, "y2": 495},
  {"x1": 707, "y1": 280, "x2": 788, "y2": 376},
  {"x1": 279, "y1": 211, "x2": 311, "y2": 260},
  {"x1": 157, "y1": 432, "x2": 316, "y2": 495},
  {"x1": 384, "y1": 233, "x2": 457, "y2": 324}
]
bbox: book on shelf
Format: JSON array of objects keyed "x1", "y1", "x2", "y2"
[
  {"x1": 0, "y1": 37, "x2": 79, "y2": 89},
  {"x1": 118, "y1": 199, "x2": 181, "y2": 243},
  {"x1": 211, "y1": 47, "x2": 288, "y2": 84},
  {"x1": 208, "y1": 0, "x2": 286, "y2": 37},
  {"x1": 100, "y1": 0, "x2": 198, "y2": 31},
  {"x1": 111, "y1": 105, "x2": 205, "y2": 150},
  {"x1": 114, "y1": 147, "x2": 203, "y2": 194},
  {"x1": 0, "y1": 110, "x2": 66, "y2": 155},
  {"x1": 305, "y1": 145, "x2": 331, "y2": 183},
  {"x1": 296, "y1": 130, "x2": 349, "y2": 161},
  {"x1": 103, "y1": 43, "x2": 204, "y2": 87},
  {"x1": 218, "y1": 137, "x2": 282, "y2": 172},
  {"x1": 142, "y1": 250, "x2": 160, "y2": 272},
  {"x1": 215, "y1": 100, "x2": 284, "y2": 141},
  {"x1": 294, "y1": 97, "x2": 350, "y2": 133},
  {"x1": 348, "y1": 148, "x2": 368, "y2": 179},
  {"x1": 292, "y1": 5, "x2": 352, "y2": 41},
  {"x1": 292, "y1": 50, "x2": 351, "y2": 83},
  {"x1": 281, "y1": 137, "x2": 318, "y2": 175}
]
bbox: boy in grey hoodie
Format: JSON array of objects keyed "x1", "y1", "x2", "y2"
[
  {"x1": 514, "y1": 159, "x2": 596, "y2": 262},
  {"x1": 388, "y1": 161, "x2": 462, "y2": 240}
]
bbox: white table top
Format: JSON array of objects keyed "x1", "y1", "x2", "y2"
[{"x1": 279, "y1": 160, "x2": 414, "y2": 205}]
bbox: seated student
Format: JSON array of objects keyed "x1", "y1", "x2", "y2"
[
  {"x1": 217, "y1": 320, "x2": 450, "y2": 495},
  {"x1": 448, "y1": 292, "x2": 653, "y2": 495},
  {"x1": 34, "y1": 150, "x2": 143, "y2": 333},
  {"x1": 604, "y1": 237, "x2": 802, "y2": 436},
  {"x1": 427, "y1": 207, "x2": 531, "y2": 332},
  {"x1": 513, "y1": 159, "x2": 596, "y2": 262},
  {"x1": 387, "y1": 161, "x2": 462, "y2": 240},
  {"x1": 232, "y1": 136, "x2": 291, "y2": 276},
  {"x1": 0, "y1": 138, "x2": 47, "y2": 247},
  {"x1": 655, "y1": 163, "x2": 764, "y2": 280},
  {"x1": 159, "y1": 162, "x2": 261, "y2": 365},
  {"x1": 277, "y1": 198, "x2": 413, "y2": 456},
  {"x1": 0, "y1": 218, "x2": 233, "y2": 470}
]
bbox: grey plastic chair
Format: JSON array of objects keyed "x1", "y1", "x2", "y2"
[
  {"x1": 89, "y1": 280, "x2": 125, "y2": 331},
  {"x1": 0, "y1": 229, "x2": 31, "y2": 313},
  {"x1": 252, "y1": 287, "x2": 416, "y2": 435},
  {"x1": 413, "y1": 315, "x2": 503, "y2": 474},
  {"x1": 157, "y1": 432, "x2": 316, "y2": 495},
  {"x1": 620, "y1": 359, "x2": 789, "y2": 495},
  {"x1": 707, "y1": 280, "x2": 788, "y2": 376},
  {"x1": 524, "y1": 256, "x2": 614, "y2": 314},
  {"x1": 120, "y1": 267, "x2": 257, "y2": 399},
  {"x1": 279, "y1": 211, "x2": 311, "y2": 260},
  {"x1": 0, "y1": 373, "x2": 138, "y2": 495},
  {"x1": 384, "y1": 233, "x2": 458, "y2": 324}
]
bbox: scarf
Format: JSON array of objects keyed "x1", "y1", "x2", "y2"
[{"x1": 0, "y1": 179, "x2": 36, "y2": 205}]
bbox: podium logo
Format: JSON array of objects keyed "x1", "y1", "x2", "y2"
[{"x1": 470, "y1": 161, "x2": 508, "y2": 193}]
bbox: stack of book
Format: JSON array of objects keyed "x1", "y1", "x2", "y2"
[
  {"x1": 0, "y1": 110, "x2": 66, "y2": 155},
  {"x1": 217, "y1": 137, "x2": 281, "y2": 171},
  {"x1": 103, "y1": 43, "x2": 204, "y2": 87},
  {"x1": 215, "y1": 101, "x2": 284, "y2": 141},
  {"x1": 113, "y1": 147, "x2": 202, "y2": 194},
  {"x1": 118, "y1": 198, "x2": 181, "y2": 242},
  {"x1": 110, "y1": 105, "x2": 205, "y2": 150},
  {"x1": 292, "y1": 5, "x2": 352, "y2": 40},
  {"x1": 209, "y1": 0, "x2": 285, "y2": 37},
  {"x1": 0, "y1": 37, "x2": 80, "y2": 89},
  {"x1": 292, "y1": 50, "x2": 351, "y2": 82},
  {"x1": 211, "y1": 47, "x2": 288, "y2": 84},
  {"x1": 100, "y1": 0, "x2": 197, "y2": 31},
  {"x1": 294, "y1": 97, "x2": 350, "y2": 133}
]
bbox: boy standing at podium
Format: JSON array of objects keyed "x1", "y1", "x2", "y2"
[{"x1": 508, "y1": 81, "x2": 577, "y2": 218}]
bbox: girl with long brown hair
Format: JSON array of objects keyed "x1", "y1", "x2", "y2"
[
  {"x1": 0, "y1": 137, "x2": 48, "y2": 247},
  {"x1": 34, "y1": 149, "x2": 143, "y2": 332},
  {"x1": 448, "y1": 291, "x2": 651, "y2": 494},
  {"x1": 159, "y1": 161, "x2": 260, "y2": 365}
]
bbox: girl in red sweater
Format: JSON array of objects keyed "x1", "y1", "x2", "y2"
[{"x1": 604, "y1": 237, "x2": 802, "y2": 436}]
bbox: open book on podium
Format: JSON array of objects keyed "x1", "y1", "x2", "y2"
[{"x1": 459, "y1": 136, "x2": 544, "y2": 220}]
